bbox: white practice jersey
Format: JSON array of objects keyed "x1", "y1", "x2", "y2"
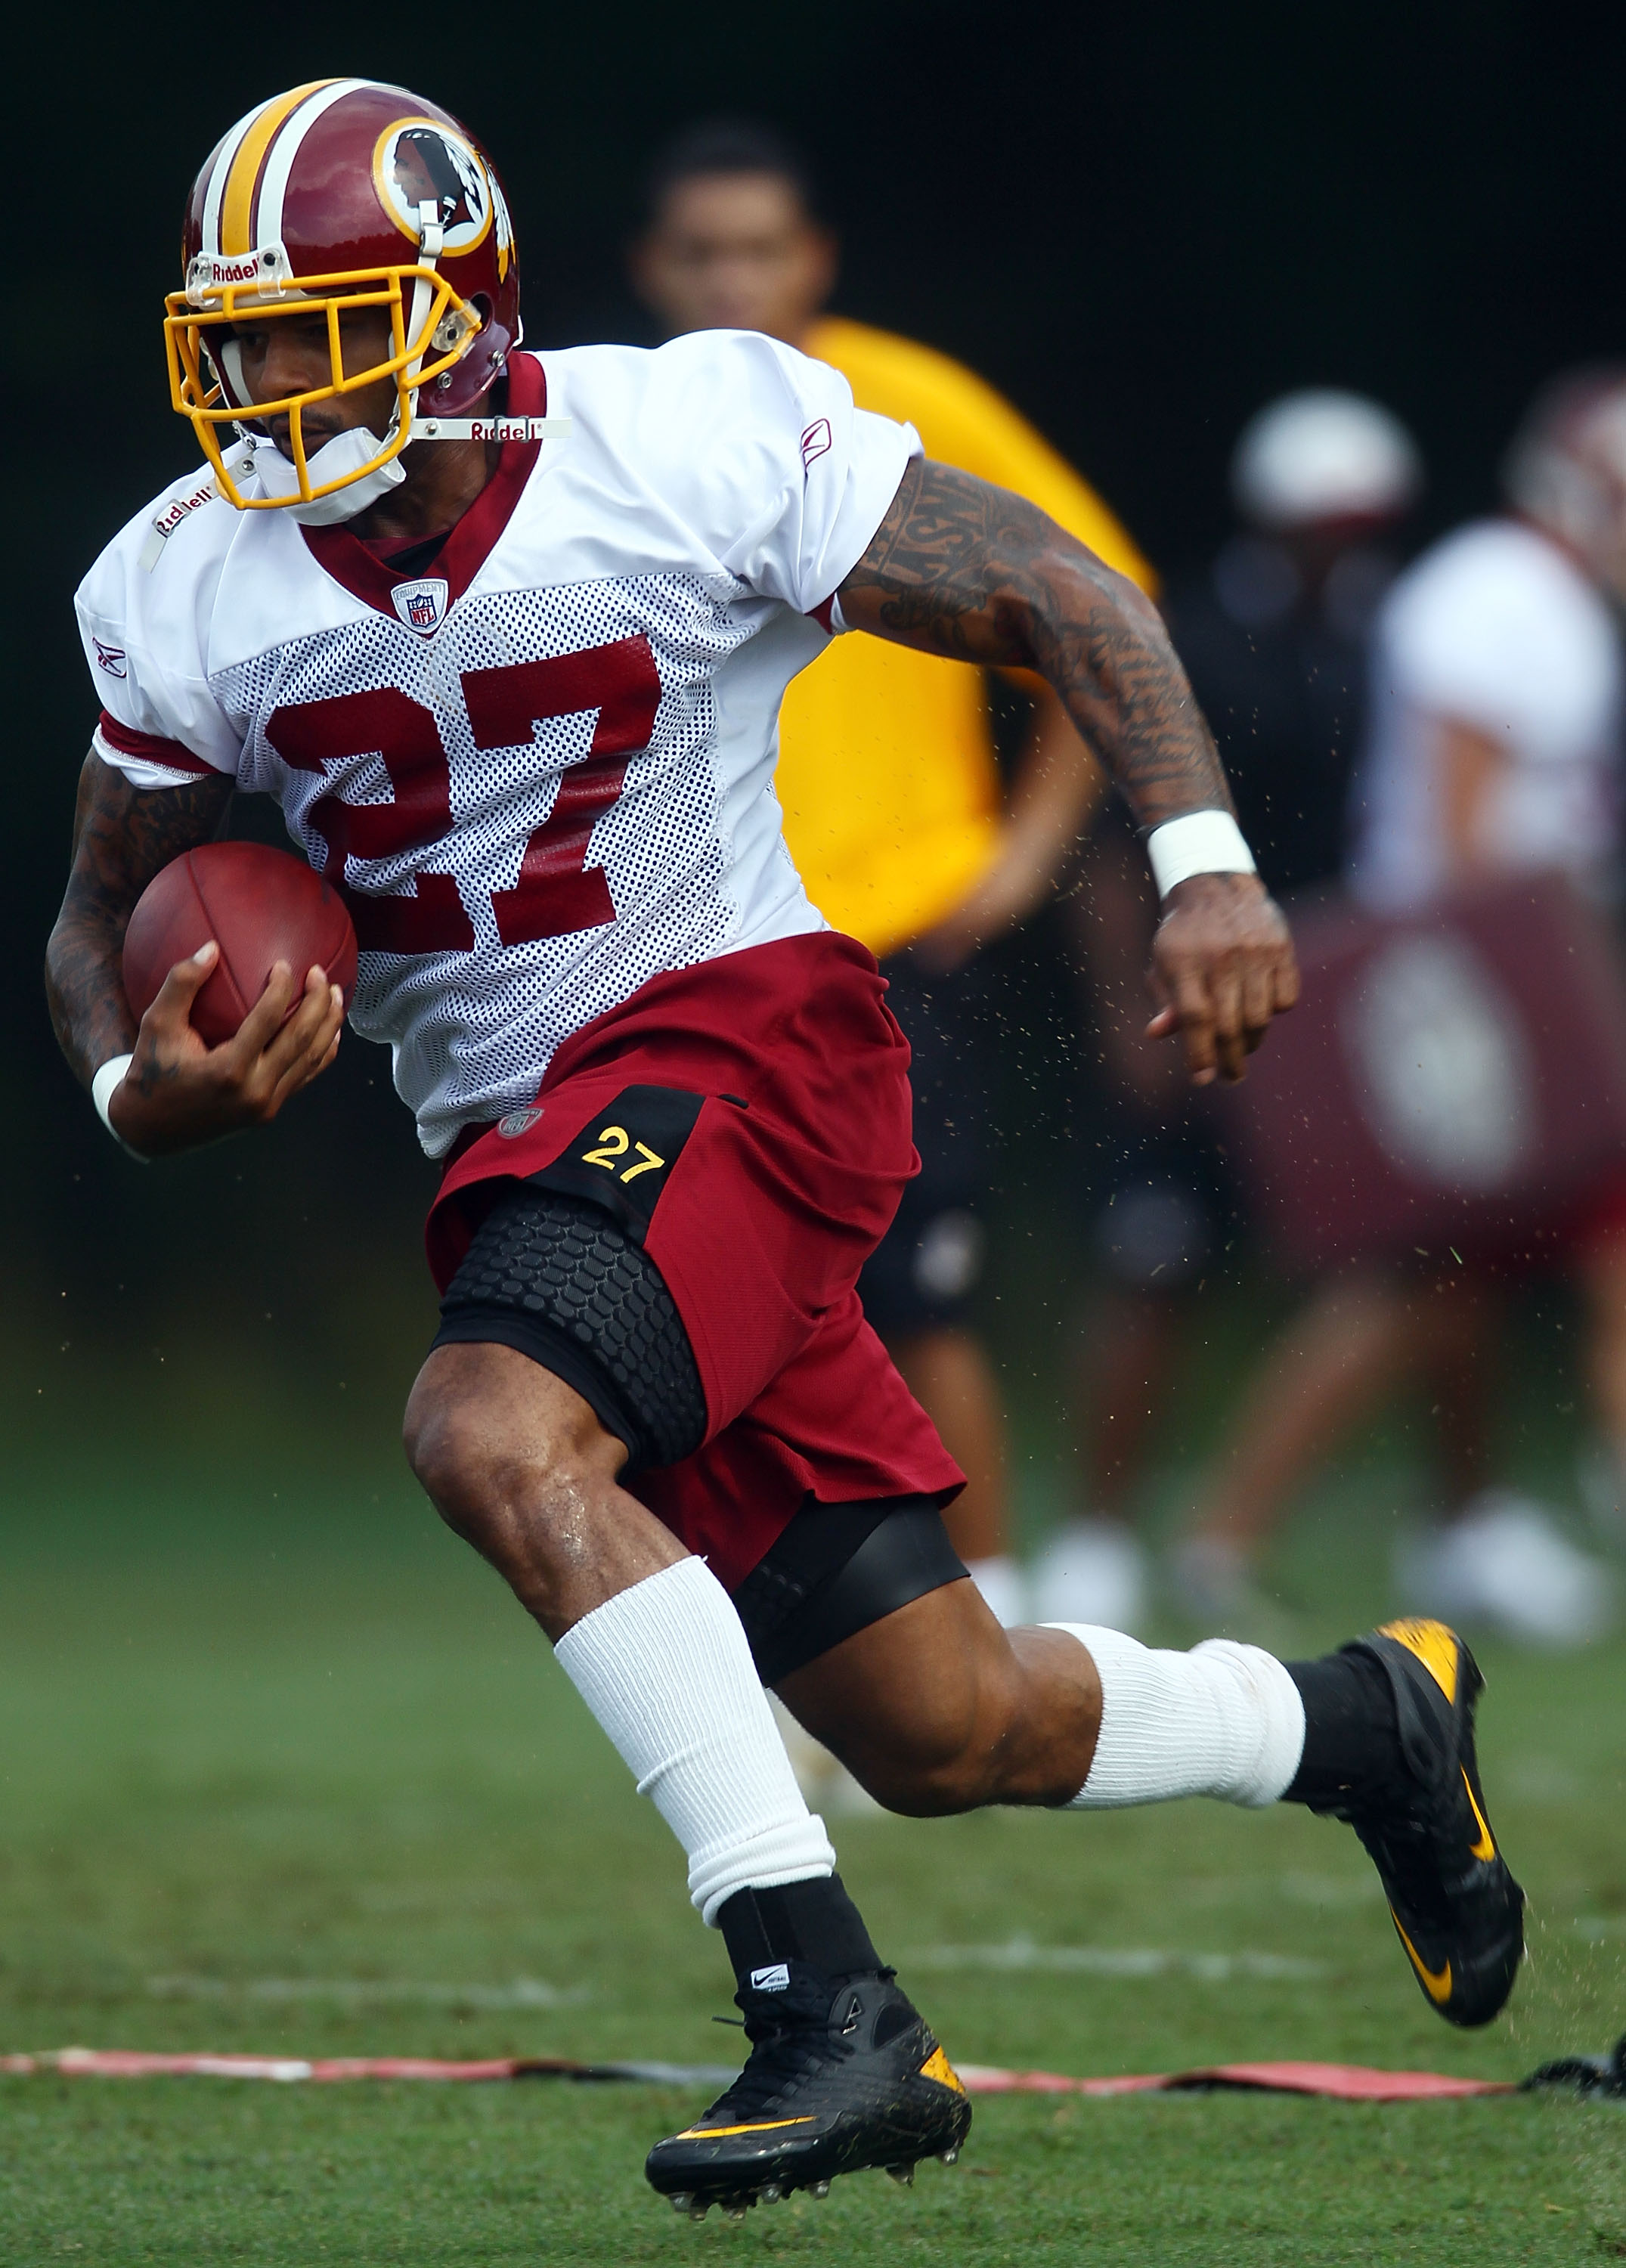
[
  {"x1": 79, "y1": 333, "x2": 919, "y2": 1154},
  {"x1": 1350, "y1": 517, "x2": 1622, "y2": 913}
]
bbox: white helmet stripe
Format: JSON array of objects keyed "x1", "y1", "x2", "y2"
[
  {"x1": 254, "y1": 77, "x2": 376, "y2": 251},
  {"x1": 199, "y1": 101, "x2": 268, "y2": 260}
]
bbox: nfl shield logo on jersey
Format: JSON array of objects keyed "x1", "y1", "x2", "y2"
[{"x1": 392, "y1": 578, "x2": 450, "y2": 636}]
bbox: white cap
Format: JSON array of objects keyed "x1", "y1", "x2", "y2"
[{"x1": 1231, "y1": 390, "x2": 1421, "y2": 531}]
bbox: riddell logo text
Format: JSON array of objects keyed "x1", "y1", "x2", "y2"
[
  {"x1": 153, "y1": 483, "x2": 215, "y2": 541},
  {"x1": 206, "y1": 253, "x2": 263, "y2": 287}
]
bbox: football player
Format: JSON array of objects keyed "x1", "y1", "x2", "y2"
[{"x1": 48, "y1": 79, "x2": 1524, "y2": 2221}]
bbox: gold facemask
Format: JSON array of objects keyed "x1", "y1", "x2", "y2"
[{"x1": 163, "y1": 256, "x2": 478, "y2": 510}]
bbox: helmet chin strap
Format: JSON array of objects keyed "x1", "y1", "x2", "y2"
[
  {"x1": 416, "y1": 414, "x2": 573, "y2": 441},
  {"x1": 404, "y1": 201, "x2": 444, "y2": 401},
  {"x1": 242, "y1": 426, "x2": 407, "y2": 525},
  {"x1": 234, "y1": 405, "x2": 571, "y2": 519}
]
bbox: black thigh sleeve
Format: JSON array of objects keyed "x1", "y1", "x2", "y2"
[
  {"x1": 431, "y1": 1185, "x2": 708, "y2": 1475},
  {"x1": 731, "y1": 1496, "x2": 969, "y2": 1685}
]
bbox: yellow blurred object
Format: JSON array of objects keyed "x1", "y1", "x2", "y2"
[{"x1": 778, "y1": 316, "x2": 1154, "y2": 957}]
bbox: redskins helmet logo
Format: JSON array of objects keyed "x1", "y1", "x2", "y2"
[{"x1": 376, "y1": 121, "x2": 495, "y2": 253}]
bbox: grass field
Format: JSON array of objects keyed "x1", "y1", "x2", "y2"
[{"x1": 2, "y1": 1340, "x2": 1624, "y2": 2264}]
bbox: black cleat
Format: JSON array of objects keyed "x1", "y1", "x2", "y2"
[
  {"x1": 644, "y1": 1965, "x2": 971, "y2": 2212},
  {"x1": 1322, "y1": 1619, "x2": 1525, "y2": 2027}
]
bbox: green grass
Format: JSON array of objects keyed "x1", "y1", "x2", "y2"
[{"x1": 2, "y1": 1362, "x2": 1624, "y2": 2263}]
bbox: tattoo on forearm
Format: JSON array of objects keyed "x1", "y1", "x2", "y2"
[
  {"x1": 45, "y1": 753, "x2": 231, "y2": 1085},
  {"x1": 840, "y1": 460, "x2": 1234, "y2": 829}
]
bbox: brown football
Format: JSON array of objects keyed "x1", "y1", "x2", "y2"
[{"x1": 123, "y1": 842, "x2": 359, "y2": 1049}]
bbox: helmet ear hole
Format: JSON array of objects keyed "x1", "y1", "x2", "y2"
[
  {"x1": 429, "y1": 296, "x2": 484, "y2": 358},
  {"x1": 425, "y1": 295, "x2": 513, "y2": 417}
]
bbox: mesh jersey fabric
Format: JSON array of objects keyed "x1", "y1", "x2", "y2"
[
  {"x1": 775, "y1": 316, "x2": 1156, "y2": 956},
  {"x1": 76, "y1": 334, "x2": 920, "y2": 1154}
]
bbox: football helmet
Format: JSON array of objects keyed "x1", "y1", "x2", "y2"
[
  {"x1": 1504, "y1": 366, "x2": 1626, "y2": 606},
  {"x1": 165, "y1": 79, "x2": 522, "y2": 521},
  {"x1": 1231, "y1": 392, "x2": 1421, "y2": 531}
]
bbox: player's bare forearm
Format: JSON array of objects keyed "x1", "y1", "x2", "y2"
[
  {"x1": 45, "y1": 751, "x2": 341, "y2": 1154},
  {"x1": 841, "y1": 461, "x2": 1299, "y2": 1084},
  {"x1": 45, "y1": 752, "x2": 231, "y2": 1088},
  {"x1": 838, "y1": 459, "x2": 1229, "y2": 829}
]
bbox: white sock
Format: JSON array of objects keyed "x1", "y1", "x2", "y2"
[
  {"x1": 1048, "y1": 1622, "x2": 1305, "y2": 1809},
  {"x1": 554, "y1": 1557, "x2": 836, "y2": 1923}
]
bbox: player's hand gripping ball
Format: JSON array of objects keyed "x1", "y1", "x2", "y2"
[{"x1": 123, "y1": 843, "x2": 358, "y2": 1045}]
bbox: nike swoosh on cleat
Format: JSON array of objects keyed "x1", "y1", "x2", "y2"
[
  {"x1": 1392, "y1": 1913, "x2": 1453, "y2": 2004},
  {"x1": 1462, "y1": 1771, "x2": 1496, "y2": 1861},
  {"x1": 673, "y1": 2118, "x2": 819, "y2": 2139}
]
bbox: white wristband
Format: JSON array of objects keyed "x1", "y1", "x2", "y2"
[
  {"x1": 91, "y1": 1054, "x2": 147, "y2": 1162},
  {"x1": 1145, "y1": 810, "x2": 1256, "y2": 898}
]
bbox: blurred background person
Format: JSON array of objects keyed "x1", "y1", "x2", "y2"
[
  {"x1": 1177, "y1": 368, "x2": 1626, "y2": 1644},
  {"x1": 1037, "y1": 393, "x2": 1420, "y2": 1626},
  {"x1": 630, "y1": 119, "x2": 1155, "y2": 1628}
]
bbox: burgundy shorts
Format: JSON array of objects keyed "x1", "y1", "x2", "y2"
[{"x1": 426, "y1": 932, "x2": 965, "y2": 1589}]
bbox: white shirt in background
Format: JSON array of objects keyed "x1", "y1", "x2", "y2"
[{"x1": 1350, "y1": 517, "x2": 1621, "y2": 912}]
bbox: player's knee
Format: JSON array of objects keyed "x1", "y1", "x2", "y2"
[
  {"x1": 402, "y1": 1383, "x2": 488, "y2": 1534},
  {"x1": 402, "y1": 1349, "x2": 614, "y2": 1559},
  {"x1": 838, "y1": 1678, "x2": 1017, "y2": 1817},
  {"x1": 858, "y1": 1737, "x2": 1003, "y2": 1817}
]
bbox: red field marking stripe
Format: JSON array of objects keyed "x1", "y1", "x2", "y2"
[
  {"x1": 958, "y1": 2061, "x2": 1515, "y2": 2101},
  {"x1": 57, "y1": 2050, "x2": 536, "y2": 2081},
  {"x1": 956, "y1": 2065, "x2": 1171, "y2": 2096},
  {"x1": 8, "y1": 2050, "x2": 615, "y2": 2082},
  {"x1": 2, "y1": 2050, "x2": 1515, "y2": 2097},
  {"x1": 1178, "y1": 2061, "x2": 1516, "y2": 2100}
]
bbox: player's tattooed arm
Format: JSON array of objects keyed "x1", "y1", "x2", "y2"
[
  {"x1": 45, "y1": 751, "x2": 231, "y2": 1086},
  {"x1": 838, "y1": 460, "x2": 1299, "y2": 1082},
  {"x1": 45, "y1": 751, "x2": 344, "y2": 1155},
  {"x1": 841, "y1": 458, "x2": 1228, "y2": 823}
]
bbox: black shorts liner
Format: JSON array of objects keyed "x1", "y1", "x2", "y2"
[{"x1": 731, "y1": 1495, "x2": 968, "y2": 1685}]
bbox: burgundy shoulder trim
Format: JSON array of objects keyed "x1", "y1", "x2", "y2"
[
  {"x1": 808, "y1": 595, "x2": 836, "y2": 634},
  {"x1": 301, "y1": 357, "x2": 550, "y2": 619},
  {"x1": 96, "y1": 711, "x2": 218, "y2": 775}
]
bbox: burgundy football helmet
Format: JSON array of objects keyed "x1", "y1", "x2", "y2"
[
  {"x1": 1504, "y1": 365, "x2": 1626, "y2": 606},
  {"x1": 164, "y1": 79, "x2": 522, "y2": 518}
]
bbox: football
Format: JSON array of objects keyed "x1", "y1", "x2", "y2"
[{"x1": 122, "y1": 842, "x2": 359, "y2": 1049}]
